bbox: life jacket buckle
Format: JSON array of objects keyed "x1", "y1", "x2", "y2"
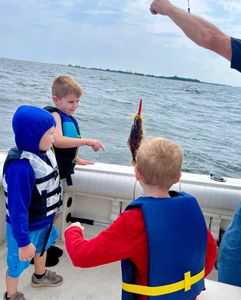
[{"x1": 54, "y1": 170, "x2": 58, "y2": 180}]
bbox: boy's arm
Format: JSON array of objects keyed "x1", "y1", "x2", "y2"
[
  {"x1": 150, "y1": 0, "x2": 231, "y2": 60},
  {"x1": 204, "y1": 229, "x2": 217, "y2": 277},
  {"x1": 52, "y1": 112, "x2": 104, "y2": 150},
  {"x1": 6, "y1": 160, "x2": 35, "y2": 247},
  {"x1": 65, "y1": 210, "x2": 143, "y2": 268}
]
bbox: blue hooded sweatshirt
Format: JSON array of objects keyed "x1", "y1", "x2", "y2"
[{"x1": 5, "y1": 105, "x2": 56, "y2": 247}]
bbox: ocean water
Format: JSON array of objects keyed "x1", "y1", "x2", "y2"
[{"x1": 1, "y1": 57, "x2": 241, "y2": 178}]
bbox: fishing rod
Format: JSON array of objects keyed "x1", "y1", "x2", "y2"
[{"x1": 66, "y1": 212, "x2": 109, "y2": 228}]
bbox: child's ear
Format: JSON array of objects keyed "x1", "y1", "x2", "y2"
[
  {"x1": 52, "y1": 96, "x2": 58, "y2": 103},
  {"x1": 174, "y1": 172, "x2": 182, "y2": 184},
  {"x1": 134, "y1": 166, "x2": 142, "y2": 181}
]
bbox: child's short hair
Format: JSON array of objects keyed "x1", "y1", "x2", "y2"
[
  {"x1": 136, "y1": 137, "x2": 183, "y2": 189},
  {"x1": 52, "y1": 75, "x2": 83, "y2": 99}
]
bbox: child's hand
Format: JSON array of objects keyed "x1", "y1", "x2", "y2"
[
  {"x1": 76, "y1": 157, "x2": 95, "y2": 165},
  {"x1": 54, "y1": 211, "x2": 62, "y2": 221},
  {"x1": 88, "y1": 139, "x2": 105, "y2": 152},
  {"x1": 65, "y1": 222, "x2": 84, "y2": 231},
  {"x1": 19, "y1": 243, "x2": 36, "y2": 261}
]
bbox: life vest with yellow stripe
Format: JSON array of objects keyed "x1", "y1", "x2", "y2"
[
  {"x1": 44, "y1": 106, "x2": 81, "y2": 185},
  {"x1": 121, "y1": 191, "x2": 207, "y2": 300}
]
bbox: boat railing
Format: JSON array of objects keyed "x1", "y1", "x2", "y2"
[
  {"x1": 60, "y1": 163, "x2": 241, "y2": 242},
  {"x1": 1, "y1": 154, "x2": 241, "y2": 244}
]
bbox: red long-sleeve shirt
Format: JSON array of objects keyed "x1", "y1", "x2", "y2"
[{"x1": 65, "y1": 208, "x2": 217, "y2": 299}]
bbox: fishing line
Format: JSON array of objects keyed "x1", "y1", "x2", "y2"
[
  {"x1": 145, "y1": 0, "x2": 191, "y2": 75},
  {"x1": 187, "y1": 0, "x2": 191, "y2": 13},
  {"x1": 133, "y1": 179, "x2": 138, "y2": 200},
  {"x1": 144, "y1": 0, "x2": 191, "y2": 76},
  {"x1": 133, "y1": 179, "x2": 144, "y2": 200},
  {"x1": 143, "y1": 20, "x2": 155, "y2": 76}
]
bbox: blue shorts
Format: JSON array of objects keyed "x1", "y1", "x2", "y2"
[{"x1": 6, "y1": 223, "x2": 59, "y2": 278}]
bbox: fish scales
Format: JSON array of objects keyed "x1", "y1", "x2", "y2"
[{"x1": 127, "y1": 99, "x2": 144, "y2": 165}]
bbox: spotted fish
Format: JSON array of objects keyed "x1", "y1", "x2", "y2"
[{"x1": 127, "y1": 99, "x2": 144, "y2": 165}]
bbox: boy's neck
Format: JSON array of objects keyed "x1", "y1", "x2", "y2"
[{"x1": 142, "y1": 184, "x2": 170, "y2": 199}]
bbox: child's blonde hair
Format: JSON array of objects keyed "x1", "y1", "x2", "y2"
[
  {"x1": 136, "y1": 137, "x2": 183, "y2": 189},
  {"x1": 52, "y1": 75, "x2": 83, "y2": 99}
]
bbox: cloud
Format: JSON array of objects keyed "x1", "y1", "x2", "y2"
[
  {"x1": 125, "y1": 0, "x2": 149, "y2": 13},
  {"x1": 217, "y1": 0, "x2": 241, "y2": 15},
  {"x1": 0, "y1": 0, "x2": 240, "y2": 86}
]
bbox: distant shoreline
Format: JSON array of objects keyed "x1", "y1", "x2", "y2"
[
  {"x1": 0, "y1": 56, "x2": 224, "y2": 86},
  {"x1": 67, "y1": 64, "x2": 226, "y2": 86}
]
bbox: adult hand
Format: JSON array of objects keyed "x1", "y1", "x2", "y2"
[
  {"x1": 150, "y1": 0, "x2": 173, "y2": 15},
  {"x1": 19, "y1": 243, "x2": 36, "y2": 261}
]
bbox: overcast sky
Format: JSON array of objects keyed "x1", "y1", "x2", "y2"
[{"x1": 1, "y1": 0, "x2": 241, "y2": 86}]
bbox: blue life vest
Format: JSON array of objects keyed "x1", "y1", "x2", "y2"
[
  {"x1": 44, "y1": 106, "x2": 81, "y2": 185},
  {"x1": 218, "y1": 201, "x2": 241, "y2": 286},
  {"x1": 121, "y1": 191, "x2": 207, "y2": 300},
  {"x1": 3, "y1": 147, "x2": 62, "y2": 220}
]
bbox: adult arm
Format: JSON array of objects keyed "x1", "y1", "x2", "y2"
[{"x1": 150, "y1": 0, "x2": 231, "y2": 60}]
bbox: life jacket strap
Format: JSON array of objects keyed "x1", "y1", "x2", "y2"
[
  {"x1": 66, "y1": 174, "x2": 73, "y2": 186},
  {"x1": 41, "y1": 186, "x2": 62, "y2": 199},
  {"x1": 45, "y1": 198, "x2": 63, "y2": 214},
  {"x1": 35, "y1": 170, "x2": 59, "y2": 184},
  {"x1": 122, "y1": 269, "x2": 204, "y2": 297}
]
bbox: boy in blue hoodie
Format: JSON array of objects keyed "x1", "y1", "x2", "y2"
[{"x1": 3, "y1": 106, "x2": 63, "y2": 300}]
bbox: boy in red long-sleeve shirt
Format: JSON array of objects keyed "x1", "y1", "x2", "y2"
[{"x1": 65, "y1": 137, "x2": 217, "y2": 300}]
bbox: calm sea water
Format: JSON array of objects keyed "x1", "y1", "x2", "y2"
[{"x1": 1, "y1": 57, "x2": 241, "y2": 178}]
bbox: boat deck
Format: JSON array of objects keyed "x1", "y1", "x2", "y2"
[{"x1": 1, "y1": 225, "x2": 241, "y2": 299}]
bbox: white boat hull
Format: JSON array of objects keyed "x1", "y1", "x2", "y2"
[
  {"x1": 1, "y1": 153, "x2": 241, "y2": 298},
  {"x1": 1, "y1": 153, "x2": 241, "y2": 242}
]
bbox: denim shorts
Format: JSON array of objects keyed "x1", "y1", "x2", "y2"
[{"x1": 7, "y1": 223, "x2": 59, "y2": 278}]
